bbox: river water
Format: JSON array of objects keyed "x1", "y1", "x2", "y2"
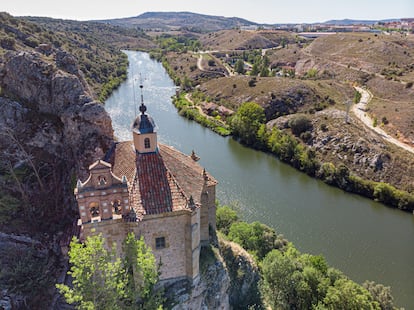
[{"x1": 105, "y1": 51, "x2": 414, "y2": 308}]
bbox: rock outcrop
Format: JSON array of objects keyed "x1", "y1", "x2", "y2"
[
  {"x1": 0, "y1": 49, "x2": 114, "y2": 308},
  {"x1": 0, "y1": 49, "x2": 113, "y2": 180}
]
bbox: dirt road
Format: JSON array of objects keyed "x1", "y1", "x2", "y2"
[{"x1": 352, "y1": 86, "x2": 414, "y2": 154}]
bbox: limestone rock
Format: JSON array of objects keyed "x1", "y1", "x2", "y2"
[
  {"x1": 171, "y1": 247, "x2": 230, "y2": 310},
  {"x1": 219, "y1": 239, "x2": 261, "y2": 309},
  {"x1": 0, "y1": 51, "x2": 93, "y2": 114},
  {"x1": 0, "y1": 48, "x2": 114, "y2": 307}
]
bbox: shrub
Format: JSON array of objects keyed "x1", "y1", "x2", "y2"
[
  {"x1": 289, "y1": 115, "x2": 313, "y2": 136},
  {"x1": 216, "y1": 205, "x2": 239, "y2": 235},
  {"x1": 248, "y1": 78, "x2": 257, "y2": 87}
]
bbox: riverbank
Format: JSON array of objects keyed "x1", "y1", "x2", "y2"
[{"x1": 169, "y1": 88, "x2": 414, "y2": 212}]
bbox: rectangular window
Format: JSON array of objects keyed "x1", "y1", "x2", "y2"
[
  {"x1": 155, "y1": 237, "x2": 166, "y2": 250},
  {"x1": 144, "y1": 138, "x2": 151, "y2": 149}
]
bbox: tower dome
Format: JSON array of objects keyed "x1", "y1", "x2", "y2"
[{"x1": 132, "y1": 103, "x2": 157, "y2": 134}]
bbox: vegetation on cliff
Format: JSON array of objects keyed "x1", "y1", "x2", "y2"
[
  {"x1": 0, "y1": 13, "x2": 134, "y2": 100},
  {"x1": 217, "y1": 204, "x2": 399, "y2": 309}
]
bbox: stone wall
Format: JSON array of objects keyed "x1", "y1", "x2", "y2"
[{"x1": 81, "y1": 209, "x2": 201, "y2": 281}]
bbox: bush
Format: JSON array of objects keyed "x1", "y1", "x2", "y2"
[
  {"x1": 227, "y1": 221, "x2": 285, "y2": 260},
  {"x1": 248, "y1": 78, "x2": 257, "y2": 87},
  {"x1": 289, "y1": 115, "x2": 313, "y2": 136},
  {"x1": 216, "y1": 205, "x2": 239, "y2": 235}
]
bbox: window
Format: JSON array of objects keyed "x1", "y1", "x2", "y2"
[
  {"x1": 144, "y1": 137, "x2": 151, "y2": 149},
  {"x1": 98, "y1": 176, "x2": 107, "y2": 186},
  {"x1": 155, "y1": 237, "x2": 166, "y2": 250},
  {"x1": 112, "y1": 199, "x2": 121, "y2": 214},
  {"x1": 89, "y1": 202, "x2": 100, "y2": 217}
]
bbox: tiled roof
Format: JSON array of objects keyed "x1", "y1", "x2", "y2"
[
  {"x1": 158, "y1": 144, "x2": 217, "y2": 204},
  {"x1": 109, "y1": 142, "x2": 136, "y2": 182},
  {"x1": 107, "y1": 141, "x2": 212, "y2": 220},
  {"x1": 131, "y1": 152, "x2": 189, "y2": 219}
]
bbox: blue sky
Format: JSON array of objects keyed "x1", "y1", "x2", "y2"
[{"x1": 2, "y1": 0, "x2": 413, "y2": 23}]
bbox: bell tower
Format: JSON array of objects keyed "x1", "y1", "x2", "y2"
[{"x1": 132, "y1": 84, "x2": 158, "y2": 154}]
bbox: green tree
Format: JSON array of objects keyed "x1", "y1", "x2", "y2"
[
  {"x1": 323, "y1": 278, "x2": 380, "y2": 310},
  {"x1": 234, "y1": 59, "x2": 245, "y2": 74},
  {"x1": 260, "y1": 249, "x2": 298, "y2": 309},
  {"x1": 354, "y1": 90, "x2": 362, "y2": 103},
  {"x1": 216, "y1": 205, "x2": 239, "y2": 235},
  {"x1": 123, "y1": 233, "x2": 163, "y2": 309},
  {"x1": 56, "y1": 235, "x2": 128, "y2": 310},
  {"x1": 260, "y1": 66, "x2": 270, "y2": 77},
  {"x1": 230, "y1": 102, "x2": 266, "y2": 146},
  {"x1": 228, "y1": 221, "x2": 278, "y2": 260},
  {"x1": 56, "y1": 234, "x2": 163, "y2": 310},
  {"x1": 250, "y1": 63, "x2": 260, "y2": 76}
]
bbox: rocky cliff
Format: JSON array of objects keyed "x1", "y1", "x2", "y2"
[
  {"x1": 0, "y1": 48, "x2": 114, "y2": 308},
  {"x1": 169, "y1": 238, "x2": 261, "y2": 310}
]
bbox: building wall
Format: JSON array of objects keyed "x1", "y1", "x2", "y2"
[
  {"x1": 207, "y1": 184, "x2": 217, "y2": 231},
  {"x1": 200, "y1": 183, "x2": 217, "y2": 244},
  {"x1": 76, "y1": 187, "x2": 129, "y2": 223},
  {"x1": 81, "y1": 209, "x2": 200, "y2": 281}
]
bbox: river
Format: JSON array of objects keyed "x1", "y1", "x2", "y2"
[{"x1": 105, "y1": 51, "x2": 414, "y2": 308}]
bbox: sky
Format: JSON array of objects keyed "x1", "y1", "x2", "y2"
[{"x1": 2, "y1": 0, "x2": 413, "y2": 24}]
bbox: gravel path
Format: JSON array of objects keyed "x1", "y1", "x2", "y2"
[{"x1": 352, "y1": 86, "x2": 414, "y2": 154}]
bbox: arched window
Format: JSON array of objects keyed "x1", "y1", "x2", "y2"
[
  {"x1": 112, "y1": 199, "x2": 121, "y2": 214},
  {"x1": 98, "y1": 175, "x2": 107, "y2": 186},
  {"x1": 89, "y1": 202, "x2": 100, "y2": 217},
  {"x1": 144, "y1": 137, "x2": 151, "y2": 149}
]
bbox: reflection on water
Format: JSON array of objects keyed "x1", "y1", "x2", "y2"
[{"x1": 105, "y1": 51, "x2": 414, "y2": 308}]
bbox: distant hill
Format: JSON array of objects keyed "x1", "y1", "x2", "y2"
[
  {"x1": 322, "y1": 18, "x2": 399, "y2": 25},
  {"x1": 99, "y1": 11, "x2": 258, "y2": 32}
]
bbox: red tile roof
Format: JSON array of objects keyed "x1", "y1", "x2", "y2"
[
  {"x1": 108, "y1": 141, "x2": 214, "y2": 221},
  {"x1": 131, "y1": 152, "x2": 189, "y2": 219}
]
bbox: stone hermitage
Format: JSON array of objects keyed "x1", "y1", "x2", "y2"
[{"x1": 74, "y1": 91, "x2": 217, "y2": 284}]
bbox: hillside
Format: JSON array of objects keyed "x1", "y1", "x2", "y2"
[
  {"x1": 297, "y1": 33, "x2": 414, "y2": 145},
  {"x1": 0, "y1": 13, "x2": 156, "y2": 100},
  {"x1": 159, "y1": 28, "x2": 414, "y2": 194},
  {"x1": 99, "y1": 11, "x2": 258, "y2": 32},
  {"x1": 200, "y1": 29, "x2": 297, "y2": 50}
]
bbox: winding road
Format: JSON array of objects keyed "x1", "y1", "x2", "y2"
[{"x1": 352, "y1": 86, "x2": 414, "y2": 154}]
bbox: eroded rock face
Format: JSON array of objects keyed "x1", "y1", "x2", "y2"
[
  {"x1": 0, "y1": 49, "x2": 114, "y2": 307},
  {"x1": 0, "y1": 50, "x2": 113, "y2": 179},
  {"x1": 0, "y1": 49, "x2": 113, "y2": 236}
]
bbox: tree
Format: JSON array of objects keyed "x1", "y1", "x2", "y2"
[
  {"x1": 260, "y1": 249, "x2": 298, "y2": 309},
  {"x1": 216, "y1": 205, "x2": 239, "y2": 235},
  {"x1": 228, "y1": 221, "x2": 278, "y2": 260},
  {"x1": 56, "y1": 235, "x2": 128, "y2": 310},
  {"x1": 288, "y1": 115, "x2": 313, "y2": 136},
  {"x1": 230, "y1": 102, "x2": 265, "y2": 146},
  {"x1": 234, "y1": 59, "x2": 245, "y2": 74},
  {"x1": 56, "y1": 234, "x2": 163, "y2": 310},
  {"x1": 363, "y1": 281, "x2": 396, "y2": 310},
  {"x1": 323, "y1": 278, "x2": 380, "y2": 310},
  {"x1": 123, "y1": 233, "x2": 163, "y2": 309},
  {"x1": 250, "y1": 63, "x2": 260, "y2": 76}
]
